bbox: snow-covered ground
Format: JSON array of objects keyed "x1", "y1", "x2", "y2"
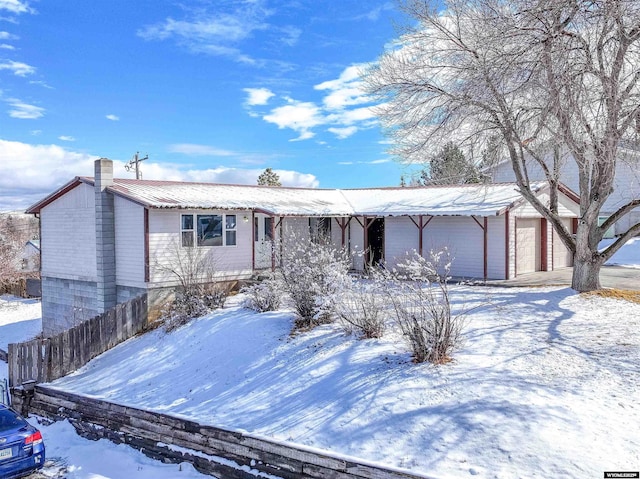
[
  {"x1": 603, "y1": 237, "x2": 640, "y2": 268},
  {"x1": 0, "y1": 296, "x2": 211, "y2": 479},
  {"x1": 0, "y1": 294, "x2": 41, "y2": 392},
  {"x1": 31, "y1": 420, "x2": 206, "y2": 479},
  {"x1": 1, "y1": 237, "x2": 638, "y2": 479},
  {"x1": 49, "y1": 287, "x2": 640, "y2": 479}
]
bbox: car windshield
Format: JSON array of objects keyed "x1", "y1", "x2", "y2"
[{"x1": 0, "y1": 408, "x2": 27, "y2": 433}]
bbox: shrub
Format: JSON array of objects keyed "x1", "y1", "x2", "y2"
[
  {"x1": 277, "y1": 230, "x2": 352, "y2": 330},
  {"x1": 162, "y1": 284, "x2": 228, "y2": 332},
  {"x1": 384, "y1": 249, "x2": 465, "y2": 364},
  {"x1": 242, "y1": 277, "x2": 282, "y2": 313},
  {"x1": 334, "y1": 281, "x2": 386, "y2": 339}
]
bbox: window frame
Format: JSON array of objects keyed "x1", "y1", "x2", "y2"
[{"x1": 180, "y1": 213, "x2": 238, "y2": 248}]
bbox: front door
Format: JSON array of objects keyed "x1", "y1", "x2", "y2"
[
  {"x1": 254, "y1": 214, "x2": 274, "y2": 269},
  {"x1": 367, "y1": 217, "x2": 385, "y2": 267}
]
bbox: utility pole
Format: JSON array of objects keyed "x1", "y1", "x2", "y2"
[{"x1": 125, "y1": 152, "x2": 148, "y2": 179}]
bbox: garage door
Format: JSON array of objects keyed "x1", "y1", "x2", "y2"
[
  {"x1": 516, "y1": 218, "x2": 541, "y2": 274},
  {"x1": 552, "y1": 218, "x2": 573, "y2": 268}
]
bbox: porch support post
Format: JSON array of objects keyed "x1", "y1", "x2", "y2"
[
  {"x1": 540, "y1": 218, "x2": 548, "y2": 271},
  {"x1": 409, "y1": 215, "x2": 434, "y2": 257},
  {"x1": 334, "y1": 217, "x2": 351, "y2": 248},
  {"x1": 144, "y1": 208, "x2": 150, "y2": 283},
  {"x1": 505, "y1": 211, "x2": 510, "y2": 279},
  {"x1": 271, "y1": 215, "x2": 279, "y2": 272},
  {"x1": 251, "y1": 210, "x2": 256, "y2": 272},
  {"x1": 471, "y1": 216, "x2": 488, "y2": 281},
  {"x1": 483, "y1": 217, "x2": 488, "y2": 281},
  {"x1": 363, "y1": 216, "x2": 369, "y2": 265}
]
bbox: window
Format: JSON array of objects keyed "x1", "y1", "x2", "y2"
[
  {"x1": 254, "y1": 217, "x2": 259, "y2": 242},
  {"x1": 181, "y1": 214, "x2": 194, "y2": 247},
  {"x1": 265, "y1": 217, "x2": 274, "y2": 241},
  {"x1": 181, "y1": 213, "x2": 237, "y2": 247},
  {"x1": 226, "y1": 215, "x2": 237, "y2": 246},
  {"x1": 309, "y1": 217, "x2": 331, "y2": 244},
  {"x1": 198, "y1": 215, "x2": 223, "y2": 246}
]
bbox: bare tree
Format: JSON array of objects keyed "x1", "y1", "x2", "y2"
[
  {"x1": 154, "y1": 240, "x2": 228, "y2": 330},
  {"x1": 0, "y1": 213, "x2": 39, "y2": 281},
  {"x1": 366, "y1": 0, "x2": 640, "y2": 291}
]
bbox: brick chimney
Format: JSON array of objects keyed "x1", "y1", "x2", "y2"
[{"x1": 95, "y1": 158, "x2": 116, "y2": 313}]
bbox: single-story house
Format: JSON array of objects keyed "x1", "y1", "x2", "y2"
[
  {"x1": 27, "y1": 159, "x2": 580, "y2": 336},
  {"x1": 487, "y1": 151, "x2": 640, "y2": 237}
]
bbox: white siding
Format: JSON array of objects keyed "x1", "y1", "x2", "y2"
[
  {"x1": 513, "y1": 192, "x2": 578, "y2": 218},
  {"x1": 330, "y1": 217, "x2": 345, "y2": 248},
  {"x1": 148, "y1": 209, "x2": 253, "y2": 286},
  {"x1": 507, "y1": 212, "x2": 517, "y2": 279},
  {"x1": 422, "y1": 217, "x2": 484, "y2": 278},
  {"x1": 552, "y1": 218, "x2": 573, "y2": 269},
  {"x1": 115, "y1": 196, "x2": 145, "y2": 287},
  {"x1": 384, "y1": 217, "x2": 421, "y2": 269},
  {"x1": 41, "y1": 183, "x2": 96, "y2": 281},
  {"x1": 486, "y1": 216, "x2": 507, "y2": 280},
  {"x1": 349, "y1": 217, "x2": 365, "y2": 270},
  {"x1": 490, "y1": 155, "x2": 639, "y2": 234}
]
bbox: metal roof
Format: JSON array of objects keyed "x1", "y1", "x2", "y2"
[{"x1": 26, "y1": 177, "x2": 558, "y2": 217}]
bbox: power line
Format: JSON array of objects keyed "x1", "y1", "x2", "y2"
[{"x1": 124, "y1": 152, "x2": 148, "y2": 180}]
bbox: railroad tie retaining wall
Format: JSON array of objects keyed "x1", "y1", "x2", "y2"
[{"x1": 23, "y1": 385, "x2": 433, "y2": 479}]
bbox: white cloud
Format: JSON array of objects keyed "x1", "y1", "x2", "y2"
[
  {"x1": 263, "y1": 100, "x2": 324, "y2": 141},
  {"x1": 0, "y1": 0, "x2": 34, "y2": 15},
  {"x1": 0, "y1": 139, "x2": 319, "y2": 211},
  {"x1": 247, "y1": 64, "x2": 379, "y2": 141},
  {"x1": 137, "y1": 3, "x2": 272, "y2": 64},
  {"x1": 168, "y1": 143, "x2": 234, "y2": 156},
  {"x1": 327, "y1": 126, "x2": 358, "y2": 139},
  {"x1": 0, "y1": 44, "x2": 15, "y2": 50},
  {"x1": 278, "y1": 26, "x2": 301, "y2": 47},
  {"x1": 58, "y1": 135, "x2": 75, "y2": 142},
  {"x1": 29, "y1": 80, "x2": 53, "y2": 89},
  {"x1": 355, "y1": 3, "x2": 395, "y2": 22},
  {"x1": 105, "y1": 114, "x2": 119, "y2": 121},
  {"x1": 29, "y1": 129, "x2": 40, "y2": 136},
  {"x1": 6, "y1": 98, "x2": 43, "y2": 119},
  {"x1": 0, "y1": 60, "x2": 35, "y2": 76},
  {"x1": 315, "y1": 64, "x2": 371, "y2": 110},
  {"x1": 243, "y1": 87, "x2": 275, "y2": 106},
  {"x1": 0, "y1": 31, "x2": 18, "y2": 40},
  {"x1": 338, "y1": 158, "x2": 391, "y2": 166}
]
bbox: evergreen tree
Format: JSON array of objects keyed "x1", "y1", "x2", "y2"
[
  {"x1": 421, "y1": 143, "x2": 480, "y2": 185},
  {"x1": 257, "y1": 168, "x2": 281, "y2": 186}
]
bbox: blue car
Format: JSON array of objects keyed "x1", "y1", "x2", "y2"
[{"x1": 0, "y1": 404, "x2": 45, "y2": 479}]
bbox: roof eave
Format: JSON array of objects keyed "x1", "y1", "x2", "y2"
[{"x1": 25, "y1": 177, "x2": 91, "y2": 214}]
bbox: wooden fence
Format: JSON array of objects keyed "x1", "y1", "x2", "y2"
[
  {"x1": 8, "y1": 294, "x2": 147, "y2": 387},
  {"x1": 22, "y1": 385, "x2": 433, "y2": 479}
]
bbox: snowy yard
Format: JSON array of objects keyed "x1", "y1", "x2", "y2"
[
  {"x1": 1, "y1": 237, "x2": 639, "y2": 479},
  {"x1": 49, "y1": 286, "x2": 640, "y2": 479},
  {"x1": 0, "y1": 297, "x2": 209, "y2": 479}
]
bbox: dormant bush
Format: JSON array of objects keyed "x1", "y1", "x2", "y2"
[
  {"x1": 277, "y1": 229, "x2": 352, "y2": 330},
  {"x1": 384, "y1": 249, "x2": 465, "y2": 364},
  {"x1": 334, "y1": 280, "x2": 386, "y2": 339},
  {"x1": 242, "y1": 276, "x2": 282, "y2": 313}
]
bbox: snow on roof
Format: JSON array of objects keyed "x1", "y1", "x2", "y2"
[
  {"x1": 106, "y1": 179, "x2": 354, "y2": 216},
  {"x1": 105, "y1": 179, "x2": 544, "y2": 217},
  {"x1": 341, "y1": 183, "x2": 544, "y2": 216},
  {"x1": 27, "y1": 177, "x2": 550, "y2": 217}
]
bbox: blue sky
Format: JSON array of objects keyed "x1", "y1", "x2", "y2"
[{"x1": 0, "y1": 0, "x2": 422, "y2": 211}]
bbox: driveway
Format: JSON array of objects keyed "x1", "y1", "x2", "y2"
[{"x1": 487, "y1": 265, "x2": 640, "y2": 290}]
